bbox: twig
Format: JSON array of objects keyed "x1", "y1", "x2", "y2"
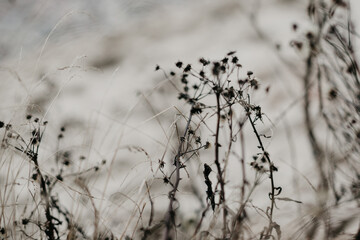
[{"x1": 163, "y1": 112, "x2": 193, "y2": 240}]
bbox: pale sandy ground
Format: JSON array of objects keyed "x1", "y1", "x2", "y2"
[{"x1": 0, "y1": 0, "x2": 359, "y2": 239}]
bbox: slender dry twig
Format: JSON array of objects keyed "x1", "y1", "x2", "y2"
[{"x1": 163, "y1": 112, "x2": 193, "y2": 240}]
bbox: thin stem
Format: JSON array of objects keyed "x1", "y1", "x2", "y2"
[
  {"x1": 214, "y1": 91, "x2": 228, "y2": 238},
  {"x1": 163, "y1": 112, "x2": 193, "y2": 240},
  {"x1": 248, "y1": 114, "x2": 275, "y2": 239}
]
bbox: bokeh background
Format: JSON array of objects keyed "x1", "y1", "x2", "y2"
[{"x1": 0, "y1": 0, "x2": 359, "y2": 239}]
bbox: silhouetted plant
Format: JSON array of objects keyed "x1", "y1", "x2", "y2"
[{"x1": 156, "y1": 52, "x2": 281, "y2": 239}]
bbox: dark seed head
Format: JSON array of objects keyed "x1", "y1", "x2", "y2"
[
  {"x1": 163, "y1": 177, "x2": 169, "y2": 184},
  {"x1": 212, "y1": 62, "x2": 221, "y2": 76},
  {"x1": 184, "y1": 64, "x2": 191, "y2": 72},
  {"x1": 292, "y1": 23, "x2": 298, "y2": 31},
  {"x1": 306, "y1": 32, "x2": 314, "y2": 40},
  {"x1": 221, "y1": 57, "x2": 228, "y2": 64},
  {"x1": 63, "y1": 159, "x2": 70, "y2": 166},
  {"x1": 328, "y1": 89, "x2": 337, "y2": 100},
  {"x1": 31, "y1": 173, "x2": 38, "y2": 181},
  {"x1": 199, "y1": 58, "x2": 210, "y2": 66},
  {"x1": 176, "y1": 61, "x2": 183, "y2": 68},
  {"x1": 56, "y1": 174, "x2": 63, "y2": 181},
  {"x1": 22, "y1": 219, "x2": 29, "y2": 225}
]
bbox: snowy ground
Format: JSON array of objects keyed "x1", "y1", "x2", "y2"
[{"x1": 1, "y1": 0, "x2": 359, "y2": 239}]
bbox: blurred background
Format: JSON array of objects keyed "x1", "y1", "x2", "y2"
[{"x1": 0, "y1": 0, "x2": 359, "y2": 239}]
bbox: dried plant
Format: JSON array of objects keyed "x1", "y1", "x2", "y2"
[{"x1": 1, "y1": 1, "x2": 359, "y2": 240}]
